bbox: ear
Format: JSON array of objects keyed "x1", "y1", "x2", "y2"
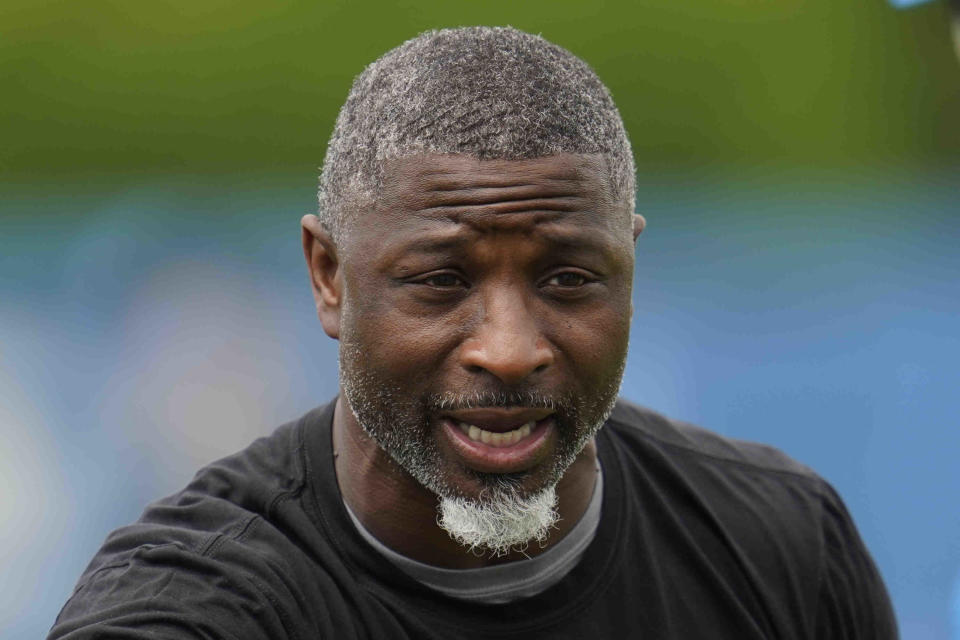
[
  {"x1": 301, "y1": 214, "x2": 342, "y2": 340},
  {"x1": 632, "y1": 213, "x2": 646, "y2": 243}
]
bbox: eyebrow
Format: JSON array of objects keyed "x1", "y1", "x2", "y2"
[{"x1": 391, "y1": 225, "x2": 617, "y2": 256}]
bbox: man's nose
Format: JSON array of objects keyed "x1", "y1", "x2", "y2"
[{"x1": 459, "y1": 292, "x2": 554, "y2": 385}]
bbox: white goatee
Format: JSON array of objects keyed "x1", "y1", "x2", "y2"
[{"x1": 437, "y1": 483, "x2": 559, "y2": 557}]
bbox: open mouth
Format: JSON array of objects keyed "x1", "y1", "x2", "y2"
[
  {"x1": 454, "y1": 420, "x2": 534, "y2": 448},
  {"x1": 439, "y1": 410, "x2": 555, "y2": 474}
]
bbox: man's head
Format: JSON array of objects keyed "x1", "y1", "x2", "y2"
[
  {"x1": 317, "y1": 26, "x2": 635, "y2": 241},
  {"x1": 304, "y1": 27, "x2": 643, "y2": 556}
]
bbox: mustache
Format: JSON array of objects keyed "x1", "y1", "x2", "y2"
[{"x1": 426, "y1": 390, "x2": 572, "y2": 412}]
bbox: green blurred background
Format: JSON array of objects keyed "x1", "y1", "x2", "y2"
[
  {"x1": 2, "y1": 0, "x2": 958, "y2": 181},
  {"x1": 2, "y1": 1, "x2": 959, "y2": 638}
]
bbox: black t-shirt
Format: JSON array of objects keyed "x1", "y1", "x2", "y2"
[{"x1": 49, "y1": 400, "x2": 898, "y2": 639}]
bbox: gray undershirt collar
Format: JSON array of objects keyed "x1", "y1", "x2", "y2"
[{"x1": 344, "y1": 464, "x2": 603, "y2": 604}]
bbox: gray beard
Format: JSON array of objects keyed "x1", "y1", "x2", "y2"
[
  {"x1": 338, "y1": 336, "x2": 624, "y2": 556},
  {"x1": 438, "y1": 483, "x2": 559, "y2": 558}
]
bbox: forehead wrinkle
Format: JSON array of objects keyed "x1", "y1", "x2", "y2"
[
  {"x1": 374, "y1": 153, "x2": 626, "y2": 236},
  {"x1": 420, "y1": 182, "x2": 585, "y2": 203},
  {"x1": 406, "y1": 176, "x2": 592, "y2": 212},
  {"x1": 416, "y1": 167, "x2": 586, "y2": 191},
  {"x1": 408, "y1": 211, "x2": 620, "y2": 244},
  {"x1": 405, "y1": 172, "x2": 607, "y2": 218},
  {"x1": 388, "y1": 152, "x2": 602, "y2": 190},
  {"x1": 373, "y1": 214, "x2": 628, "y2": 267},
  {"x1": 414, "y1": 198, "x2": 585, "y2": 218},
  {"x1": 400, "y1": 151, "x2": 598, "y2": 175},
  {"x1": 423, "y1": 177, "x2": 581, "y2": 191},
  {"x1": 404, "y1": 181, "x2": 590, "y2": 216}
]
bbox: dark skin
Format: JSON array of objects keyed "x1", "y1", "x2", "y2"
[{"x1": 302, "y1": 153, "x2": 645, "y2": 569}]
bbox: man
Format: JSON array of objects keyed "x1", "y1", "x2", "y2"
[{"x1": 49, "y1": 27, "x2": 898, "y2": 639}]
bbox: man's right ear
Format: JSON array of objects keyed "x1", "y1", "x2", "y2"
[{"x1": 301, "y1": 214, "x2": 342, "y2": 340}]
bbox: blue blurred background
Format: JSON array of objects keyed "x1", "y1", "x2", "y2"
[{"x1": 1, "y1": 1, "x2": 958, "y2": 638}]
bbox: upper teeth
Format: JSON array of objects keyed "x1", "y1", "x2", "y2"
[{"x1": 457, "y1": 421, "x2": 534, "y2": 447}]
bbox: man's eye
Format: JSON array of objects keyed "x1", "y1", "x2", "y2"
[
  {"x1": 420, "y1": 273, "x2": 465, "y2": 288},
  {"x1": 546, "y1": 272, "x2": 589, "y2": 287}
]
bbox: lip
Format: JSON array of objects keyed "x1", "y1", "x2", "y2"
[
  {"x1": 441, "y1": 407, "x2": 554, "y2": 433},
  {"x1": 441, "y1": 415, "x2": 554, "y2": 474}
]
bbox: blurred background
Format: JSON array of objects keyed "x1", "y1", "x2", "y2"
[{"x1": 1, "y1": 0, "x2": 958, "y2": 637}]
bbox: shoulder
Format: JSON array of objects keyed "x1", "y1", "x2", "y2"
[
  {"x1": 602, "y1": 400, "x2": 826, "y2": 591},
  {"x1": 606, "y1": 397, "x2": 820, "y2": 481},
  {"x1": 131, "y1": 410, "x2": 315, "y2": 549},
  {"x1": 80, "y1": 408, "x2": 315, "y2": 571},
  {"x1": 601, "y1": 398, "x2": 831, "y2": 563},
  {"x1": 90, "y1": 404, "x2": 337, "y2": 568},
  {"x1": 51, "y1": 406, "x2": 336, "y2": 639},
  {"x1": 602, "y1": 399, "x2": 898, "y2": 638}
]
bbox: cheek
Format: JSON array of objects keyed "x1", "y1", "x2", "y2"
[
  {"x1": 546, "y1": 296, "x2": 632, "y2": 375},
  {"x1": 565, "y1": 311, "x2": 630, "y2": 360},
  {"x1": 341, "y1": 287, "x2": 467, "y2": 382}
]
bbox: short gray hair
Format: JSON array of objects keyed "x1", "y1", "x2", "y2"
[{"x1": 318, "y1": 26, "x2": 635, "y2": 239}]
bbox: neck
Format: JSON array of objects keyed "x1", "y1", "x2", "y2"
[{"x1": 332, "y1": 395, "x2": 598, "y2": 569}]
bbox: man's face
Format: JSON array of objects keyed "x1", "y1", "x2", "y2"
[{"x1": 336, "y1": 153, "x2": 637, "y2": 503}]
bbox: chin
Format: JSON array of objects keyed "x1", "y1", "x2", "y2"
[
  {"x1": 427, "y1": 448, "x2": 571, "y2": 505},
  {"x1": 437, "y1": 482, "x2": 560, "y2": 558}
]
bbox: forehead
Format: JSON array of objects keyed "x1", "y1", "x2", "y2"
[
  {"x1": 340, "y1": 152, "x2": 633, "y2": 262},
  {"x1": 376, "y1": 153, "x2": 620, "y2": 221}
]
